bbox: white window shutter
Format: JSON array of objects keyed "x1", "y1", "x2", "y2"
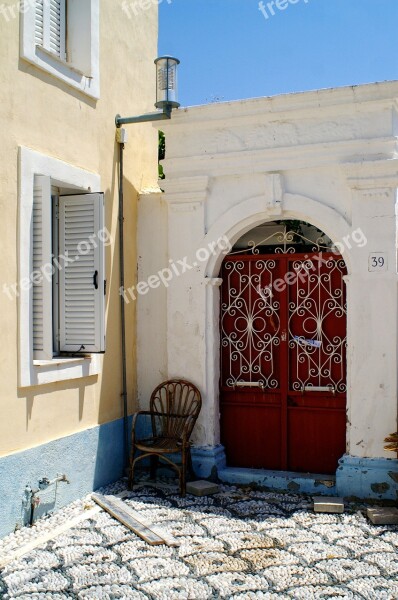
[
  {"x1": 58, "y1": 193, "x2": 106, "y2": 354},
  {"x1": 34, "y1": 0, "x2": 44, "y2": 46},
  {"x1": 35, "y1": 0, "x2": 66, "y2": 60},
  {"x1": 49, "y1": 0, "x2": 66, "y2": 59},
  {"x1": 32, "y1": 175, "x2": 53, "y2": 360}
]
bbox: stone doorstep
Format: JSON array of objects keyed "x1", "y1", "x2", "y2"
[
  {"x1": 186, "y1": 480, "x2": 220, "y2": 497},
  {"x1": 367, "y1": 507, "x2": 398, "y2": 525},
  {"x1": 313, "y1": 496, "x2": 345, "y2": 514}
]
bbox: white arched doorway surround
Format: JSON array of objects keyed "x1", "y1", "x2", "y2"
[{"x1": 202, "y1": 192, "x2": 354, "y2": 471}]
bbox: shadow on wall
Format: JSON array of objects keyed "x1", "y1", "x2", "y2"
[
  {"x1": 18, "y1": 59, "x2": 97, "y2": 109},
  {"x1": 19, "y1": 378, "x2": 97, "y2": 432},
  {"x1": 97, "y1": 167, "x2": 139, "y2": 426}
]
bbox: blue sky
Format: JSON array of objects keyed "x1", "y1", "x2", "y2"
[{"x1": 158, "y1": 0, "x2": 398, "y2": 107}]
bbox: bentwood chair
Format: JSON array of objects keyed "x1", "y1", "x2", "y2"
[{"x1": 128, "y1": 379, "x2": 202, "y2": 496}]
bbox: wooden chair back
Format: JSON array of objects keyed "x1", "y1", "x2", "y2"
[{"x1": 150, "y1": 379, "x2": 202, "y2": 441}]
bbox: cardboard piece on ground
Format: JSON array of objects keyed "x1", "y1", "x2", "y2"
[
  {"x1": 313, "y1": 496, "x2": 345, "y2": 514},
  {"x1": 0, "y1": 506, "x2": 101, "y2": 569},
  {"x1": 0, "y1": 488, "x2": 153, "y2": 569},
  {"x1": 186, "y1": 480, "x2": 220, "y2": 497},
  {"x1": 367, "y1": 507, "x2": 398, "y2": 525}
]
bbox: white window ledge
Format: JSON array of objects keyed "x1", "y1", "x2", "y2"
[
  {"x1": 32, "y1": 355, "x2": 101, "y2": 386},
  {"x1": 34, "y1": 357, "x2": 90, "y2": 367}
]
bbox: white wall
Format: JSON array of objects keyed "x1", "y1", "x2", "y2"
[{"x1": 138, "y1": 82, "x2": 398, "y2": 460}]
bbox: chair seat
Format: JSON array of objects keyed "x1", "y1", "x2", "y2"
[{"x1": 135, "y1": 437, "x2": 181, "y2": 454}]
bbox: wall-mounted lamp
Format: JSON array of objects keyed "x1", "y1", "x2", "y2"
[{"x1": 115, "y1": 55, "x2": 180, "y2": 127}]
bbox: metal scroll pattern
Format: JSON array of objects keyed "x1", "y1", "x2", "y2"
[
  {"x1": 230, "y1": 228, "x2": 334, "y2": 255},
  {"x1": 221, "y1": 260, "x2": 280, "y2": 388},
  {"x1": 288, "y1": 257, "x2": 347, "y2": 393}
]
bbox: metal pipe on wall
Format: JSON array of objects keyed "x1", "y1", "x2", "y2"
[{"x1": 118, "y1": 141, "x2": 129, "y2": 470}]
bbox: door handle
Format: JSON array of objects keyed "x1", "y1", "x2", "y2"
[
  {"x1": 93, "y1": 270, "x2": 98, "y2": 290},
  {"x1": 234, "y1": 381, "x2": 264, "y2": 389},
  {"x1": 302, "y1": 385, "x2": 335, "y2": 395},
  {"x1": 281, "y1": 330, "x2": 287, "y2": 342}
]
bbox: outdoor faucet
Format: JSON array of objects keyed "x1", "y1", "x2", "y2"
[{"x1": 38, "y1": 474, "x2": 70, "y2": 489}]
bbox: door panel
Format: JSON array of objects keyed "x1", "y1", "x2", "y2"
[
  {"x1": 220, "y1": 252, "x2": 347, "y2": 474},
  {"x1": 220, "y1": 390, "x2": 282, "y2": 469},
  {"x1": 220, "y1": 256, "x2": 285, "y2": 469},
  {"x1": 288, "y1": 400, "x2": 346, "y2": 473}
]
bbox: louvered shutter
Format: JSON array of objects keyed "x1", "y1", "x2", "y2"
[
  {"x1": 34, "y1": 0, "x2": 44, "y2": 46},
  {"x1": 58, "y1": 194, "x2": 106, "y2": 353},
  {"x1": 32, "y1": 175, "x2": 53, "y2": 360},
  {"x1": 35, "y1": 0, "x2": 66, "y2": 60}
]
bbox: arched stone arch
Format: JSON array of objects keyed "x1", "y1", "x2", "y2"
[
  {"x1": 201, "y1": 192, "x2": 352, "y2": 465},
  {"x1": 204, "y1": 192, "x2": 353, "y2": 277}
]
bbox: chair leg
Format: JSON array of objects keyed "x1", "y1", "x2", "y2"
[
  {"x1": 128, "y1": 456, "x2": 136, "y2": 491},
  {"x1": 150, "y1": 455, "x2": 159, "y2": 480},
  {"x1": 187, "y1": 447, "x2": 195, "y2": 481},
  {"x1": 180, "y1": 451, "x2": 187, "y2": 497}
]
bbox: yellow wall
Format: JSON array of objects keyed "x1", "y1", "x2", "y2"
[{"x1": 0, "y1": 0, "x2": 159, "y2": 455}]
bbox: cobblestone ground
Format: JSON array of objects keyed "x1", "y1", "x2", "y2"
[{"x1": 0, "y1": 478, "x2": 397, "y2": 599}]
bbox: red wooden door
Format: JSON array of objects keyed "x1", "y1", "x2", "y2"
[{"x1": 220, "y1": 253, "x2": 347, "y2": 474}]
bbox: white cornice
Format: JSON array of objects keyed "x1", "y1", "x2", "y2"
[
  {"x1": 160, "y1": 81, "x2": 398, "y2": 131},
  {"x1": 162, "y1": 137, "x2": 397, "y2": 179}
]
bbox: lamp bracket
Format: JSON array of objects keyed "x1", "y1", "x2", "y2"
[{"x1": 115, "y1": 105, "x2": 173, "y2": 128}]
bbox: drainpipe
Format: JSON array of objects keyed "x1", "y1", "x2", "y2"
[{"x1": 118, "y1": 139, "x2": 129, "y2": 471}]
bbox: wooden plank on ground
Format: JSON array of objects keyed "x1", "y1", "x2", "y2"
[
  {"x1": 91, "y1": 493, "x2": 166, "y2": 545},
  {"x1": 112, "y1": 491, "x2": 179, "y2": 546}
]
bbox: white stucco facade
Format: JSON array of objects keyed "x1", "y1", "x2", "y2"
[{"x1": 137, "y1": 81, "x2": 398, "y2": 498}]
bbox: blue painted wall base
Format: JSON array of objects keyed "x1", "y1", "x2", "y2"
[
  {"x1": 0, "y1": 417, "x2": 129, "y2": 539},
  {"x1": 191, "y1": 445, "x2": 226, "y2": 479},
  {"x1": 336, "y1": 454, "x2": 398, "y2": 500},
  {"x1": 218, "y1": 466, "x2": 337, "y2": 495},
  {"x1": 191, "y1": 445, "x2": 398, "y2": 500}
]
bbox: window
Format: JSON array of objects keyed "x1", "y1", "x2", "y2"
[
  {"x1": 33, "y1": 176, "x2": 106, "y2": 360},
  {"x1": 20, "y1": 0, "x2": 100, "y2": 99},
  {"x1": 19, "y1": 147, "x2": 104, "y2": 387}
]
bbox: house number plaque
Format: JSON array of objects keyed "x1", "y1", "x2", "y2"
[{"x1": 368, "y1": 253, "x2": 387, "y2": 272}]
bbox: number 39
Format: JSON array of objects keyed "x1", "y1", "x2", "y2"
[{"x1": 371, "y1": 256, "x2": 385, "y2": 268}]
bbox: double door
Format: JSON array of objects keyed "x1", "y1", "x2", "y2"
[{"x1": 220, "y1": 253, "x2": 347, "y2": 474}]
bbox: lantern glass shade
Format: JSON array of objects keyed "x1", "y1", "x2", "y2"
[{"x1": 155, "y1": 56, "x2": 180, "y2": 110}]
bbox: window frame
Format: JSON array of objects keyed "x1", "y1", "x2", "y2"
[
  {"x1": 20, "y1": 0, "x2": 100, "y2": 100},
  {"x1": 19, "y1": 146, "x2": 103, "y2": 387}
]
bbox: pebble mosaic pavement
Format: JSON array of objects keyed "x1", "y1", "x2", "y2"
[{"x1": 0, "y1": 477, "x2": 397, "y2": 600}]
